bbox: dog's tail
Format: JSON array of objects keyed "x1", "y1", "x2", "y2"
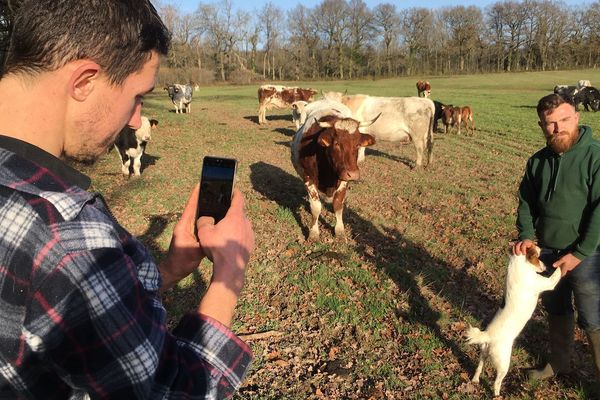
[{"x1": 466, "y1": 325, "x2": 490, "y2": 345}]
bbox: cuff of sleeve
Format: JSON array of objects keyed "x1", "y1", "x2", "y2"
[
  {"x1": 173, "y1": 313, "x2": 253, "y2": 389},
  {"x1": 572, "y1": 249, "x2": 587, "y2": 261}
]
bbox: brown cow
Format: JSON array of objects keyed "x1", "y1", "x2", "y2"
[
  {"x1": 291, "y1": 102, "x2": 377, "y2": 240},
  {"x1": 416, "y1": 80, "x2": 431, "y2": 98},
  {"x1": 442, "y1": 105, "x2": 474, "y2": 135},
  {"x1": 258, "y1": 85, "x2": 317, "y2": 124},
  {"x1": 456, "y1": 106, "x2": 475, "y2": 135}
]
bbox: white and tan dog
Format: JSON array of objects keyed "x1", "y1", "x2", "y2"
[{"x1": 466, "y1": 246, "x2": 561, "y2": 396}]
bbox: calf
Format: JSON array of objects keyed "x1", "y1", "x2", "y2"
[
  {"x1": 165, "y1": 84, "x2": 193, "y2": 113},
  {"x1": 442, "y1": 105, "x2": 474, "y2": 135},
  {"x1": 456, "y1": 106, "x2": 475, "y2": 135},
  {"x1": 291, "y1": 103, "x2": 377, "y2": 240},
  {"x1": 433, "y1": 100, "x2": 448, "y2": 133},
  {"x1": 573, "y1": 86, "x2": 600, "y2": 112},
  {"x1": 416, "y1": 80, "x2": 431, "y2": 98},
  {"x1": 114, "y1": 117, "x2": 158, "y2": 176}
]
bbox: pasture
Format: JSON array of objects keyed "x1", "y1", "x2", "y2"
[{"x1": 80, "y1": 70, "x2": 600, "y2": 399}]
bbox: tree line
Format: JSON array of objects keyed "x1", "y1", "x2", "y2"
[{"x1": 2, "y1": 0, "x2": 600, "y2": 83}]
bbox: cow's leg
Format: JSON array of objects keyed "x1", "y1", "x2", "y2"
[
  {"x1": 306, "y1": 183, "x2": 321, "y2": 240},
  {"x1": 132, "y1": 153, "x2": 142, "y2": 176},
  {"x1": 122, "y1": 158, "x2": 131, "y2": 176},
  {"x1": 258, "y1": 104, "x2": 266, "y2": 124},
  {"x1": 332, "y1": 181, "x2": 347, "y2": 237},
  {"x1": 116, "y1": 146, "x2": 130, "y2": 176},
  {"x1": 412, "y1": 137, "x2": 424, "y2": 168}
]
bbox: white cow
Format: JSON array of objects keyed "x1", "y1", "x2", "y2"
[{"x1": 323, "y1": 92, "x2": 435, "y2": 168}]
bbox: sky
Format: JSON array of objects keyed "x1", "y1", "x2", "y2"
[{"x1": 164, "y1": 0, "x2": 586, "y2": 14}]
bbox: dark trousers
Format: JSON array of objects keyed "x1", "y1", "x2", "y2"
[{"x1": 540, "y1": 247, "x2": 600, "y2": 331}]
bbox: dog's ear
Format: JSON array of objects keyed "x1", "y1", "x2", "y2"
[{"x1": 526, "y1": 246, "x2": 541, "y2": 268}]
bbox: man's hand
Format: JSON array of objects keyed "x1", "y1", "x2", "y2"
[
  {"x1": 159, "y1": 184, "x2": 205, "y2": 291},
  {"x1": 553, "y1": 253, "x2": 581, "y2": 277},
  {"x1": 196, "y1": 189, "x2": 255, "y2": 327},
  {"x1": 512, "y1": 239, "x2": 535, "y2": 256}
]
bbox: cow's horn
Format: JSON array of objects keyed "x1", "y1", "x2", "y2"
[{"x1": 359, "y1": 113, "x2": 381, "y2": 127}]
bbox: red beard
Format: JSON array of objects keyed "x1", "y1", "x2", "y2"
[{"x1": 547, "y1": 129, "x2": 579, "y2": 153}]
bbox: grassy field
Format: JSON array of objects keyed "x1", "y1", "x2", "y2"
[{"x1": 80, "y1": 69, "x2": 600, "y2": 399}]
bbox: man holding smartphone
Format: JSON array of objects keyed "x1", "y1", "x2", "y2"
[{"x1": 0, "y1": 1, "x2": 254, "y2": 399}]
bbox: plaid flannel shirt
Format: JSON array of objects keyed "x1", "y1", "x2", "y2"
[{"x1": 0, "y1": 136, "x2": 252, "y2": 399}]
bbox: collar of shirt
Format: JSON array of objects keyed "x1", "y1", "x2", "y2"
[{"x1": 0, "y1": 135, "x2": 91, "y2": 190}]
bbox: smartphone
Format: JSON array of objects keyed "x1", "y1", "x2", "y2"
[{"x1": 195, "y1": 156, "x2": 237, "y2": 226}]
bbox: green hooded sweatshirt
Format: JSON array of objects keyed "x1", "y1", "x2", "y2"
[{"x1": 517, "y1": 125, "x2": 600, "y2": 260}]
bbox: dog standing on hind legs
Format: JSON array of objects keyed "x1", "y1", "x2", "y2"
[{"x1": 466, "y1": 245, "x2": 562, "y2": 396}]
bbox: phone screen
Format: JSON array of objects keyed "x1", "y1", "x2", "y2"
[{"x1": 196, "y1": 156, "x2": 237, "y2": 224}]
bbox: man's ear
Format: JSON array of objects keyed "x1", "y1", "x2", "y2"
[{"x1": 69, "y1": 61, "x2": 101, "y2": 102}]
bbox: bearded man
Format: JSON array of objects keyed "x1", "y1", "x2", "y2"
[{"x1": 512, "y1": 93, "x2": 600, "y2": 389}]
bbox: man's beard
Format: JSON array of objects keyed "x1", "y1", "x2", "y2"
[{"x1": 547, "y1": 128, "x2": 579, "y2": 153}]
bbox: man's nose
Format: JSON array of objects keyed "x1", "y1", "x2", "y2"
[{"x1": 128, "y1": 103, "x2": 143, "y2": 130}]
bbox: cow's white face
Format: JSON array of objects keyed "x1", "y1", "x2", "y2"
[{"x1": 66, "y1": 52, "x2": 161, "y2": 163}]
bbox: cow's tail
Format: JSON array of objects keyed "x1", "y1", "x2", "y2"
[
  {"x1": 426, "y1": 101, "x2": 434, "y2": 167},
  {"x1": 466, "y1": 326, "x2": 490, "y2": 346}
]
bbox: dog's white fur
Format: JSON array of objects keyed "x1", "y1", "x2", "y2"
[{"x1": 466, "y1": 246, "x2": 561, "y2": 396}]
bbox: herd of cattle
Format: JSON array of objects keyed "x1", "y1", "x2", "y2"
[
  {"x1": 257, "y1": 82, "x2": 471, "y2": 239},
  {"x1": 112, "y1": 79, "x2": 595, "y2": 239}
]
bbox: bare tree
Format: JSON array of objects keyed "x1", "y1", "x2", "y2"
[
  {"x1": 195, "y1": 0, "x2": 243, "y2": 81},
  {"x1": 373, "y1": 3, "x2": 400, "y2": 76},
  {"x1": 153, "y1": 0, "x2": 600, "y2": 81},
  {"x1": 314, "y1": 0, "x2": 350, "y2": 79},
  {"x1": 259, "y1": 3, "x2": 283, "y2": 80},
  {"x1": 288, "y1": 5, "x2": 322, "y2": 79},
  {"x1": 399, "y1": 8, "x2": 434, "y2": 75},
  {"x1": 346, "y1": 0, "x2": 374, "y2": 78}
]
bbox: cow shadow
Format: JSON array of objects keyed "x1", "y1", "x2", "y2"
[
  {"x1": 274, "y1": 140, "x2": 291, "y2": 149},
  {"x1": 250, "y1": 162, "x2": 309, "y2": 238},
  {"x1": 365, "y1": 148, "x2": 413, "y2": 168},
  {"x1": 244, "y1": 116, "x2": 259, "y2": 124},
  {"x1": 140, "y1": 153, "x2": 160, "y2": 174},
  {"x1": 248, "y1": 162, "x2": 574, "y2": 396},
  {"x1": 274, "y1": 127, "x2": 296, "y2": 137}
]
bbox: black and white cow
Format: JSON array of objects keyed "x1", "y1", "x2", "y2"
[
  {"x1": 553, "y1": 85, "x2": 578, "y2": 103},
  {"x1": 573, "y1": 86, "x2": 600, "y2": 112},
  {"x1": 165, "y1": 84, "x2": 193, "y2": 114},
  {"x1": 114, "y1": 116, "x2": 158, "y2": 176}
]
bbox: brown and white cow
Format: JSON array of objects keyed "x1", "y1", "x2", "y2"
[
  {"x1": 416, "y1": 80, "x2": 431, "y2": 98},
  {"x1": 258, "y1": 85, "x2": 318, "y2": 124},
  {"x1": 323, "y1": 92, "x2": 435, "y2": 168},
  {"x1": 291, "y1": 103, "x2": 377, "y2": 240}
]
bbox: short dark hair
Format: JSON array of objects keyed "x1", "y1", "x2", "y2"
[
  {"x1": 2, "y1": 0, "x2": 171, "y2": 85},
  {"x1": 537, "y1": 93, "x2": 575, "y2": 119}
]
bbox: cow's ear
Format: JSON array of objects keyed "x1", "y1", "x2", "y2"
[
  {"x1": 360, "y1": 134, "x2": 375, "y2": 147},
  {"x1": 318, "y1": 131, "x2": 333, "y2": 147}
]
